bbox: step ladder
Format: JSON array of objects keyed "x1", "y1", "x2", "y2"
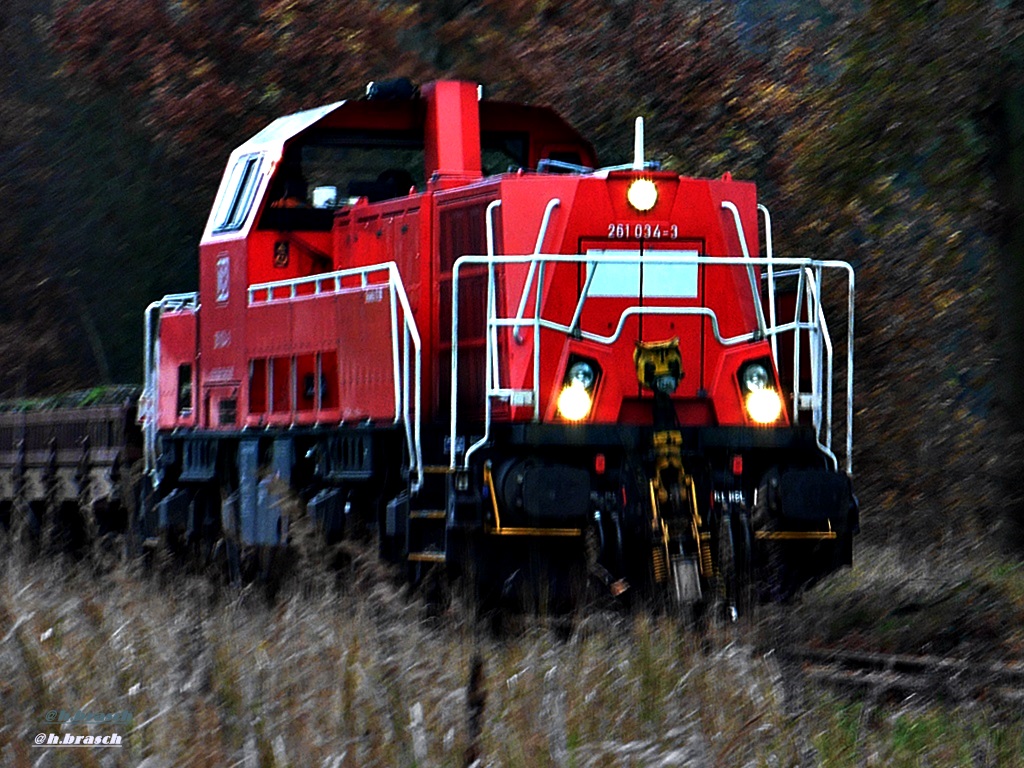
[{"x1": 406, "y1": 465, "x2": 450, "y2": 565}]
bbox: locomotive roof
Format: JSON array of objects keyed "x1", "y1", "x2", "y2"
[
  {"x1": 230, "y1": 87, "x2": 595, "y2": 164},
  {"x1": 203, "y1": 82, "x2": 597, "y2": 240},
  {"x1": 238, "y1": 101, "x2": 346, "y2": 155}
]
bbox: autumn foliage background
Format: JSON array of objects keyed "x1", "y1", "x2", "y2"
[{"x1": 1, "y1": 0, "x2": 1022, "y2": 550}]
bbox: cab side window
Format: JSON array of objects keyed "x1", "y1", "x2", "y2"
[{"x1": 212, "y1": 153, "x2": 263, "y2": 233}]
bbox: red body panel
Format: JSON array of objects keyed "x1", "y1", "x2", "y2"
[
  {"x1": 155, "y1": 310, "x2": 198, "y2": 430},
  {"x1": 245, "y1": 287, "x2": 396, "y2": 425}
]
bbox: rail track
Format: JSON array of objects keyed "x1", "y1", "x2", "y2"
[{"x1": 781, "y1": 647, "x2": 1024, "y2": 705}]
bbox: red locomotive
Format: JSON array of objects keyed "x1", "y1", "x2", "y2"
[{"x1": 139, "y1": 79, "x2": 856, "y2": 613}]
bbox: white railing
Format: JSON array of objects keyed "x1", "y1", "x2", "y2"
[
  {"x1": 511, "y1": 197, "x2": 561, "y2": 343},
  {"x1": 449, "y1": 251, "x2": 854, "y2": 475},
  {"x1": 758, "y1": 204, "x2": 778, "y2": 362},
  {"x1": 140, "y1": 292, "x2": 199, "y2": 484},
  {"x1": 720, "y1": 201, "x2": 768, "y2": 337},
  {"x1": 248, "y1": 262, "x2": 423, "y2": 493}
]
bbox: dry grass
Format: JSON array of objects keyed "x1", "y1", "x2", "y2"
[
  {"x1": 786, "y1": 543, "x2": 1024, "y2": 659},
  {"x1": 1, "y1": 545, "x2": 1022, "y2": 767}
]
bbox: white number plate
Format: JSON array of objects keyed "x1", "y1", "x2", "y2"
[{"x1": 607, "y1": 222, "x2": 680, "y2": 239}]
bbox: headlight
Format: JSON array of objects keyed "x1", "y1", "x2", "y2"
[
  {"x1": 738, "y1": 361, "x2": 782, "y2": 424},
  {"x1": 567, "y1": 361, "x2": 596, "y2": 390},
  {"x1": 741, "y1": 363, "x2": 770, "y2": 393},
  {"x1": 557, "y1": 357, "x2": 600, "y2": 421},
  {"x1": 557, "y1": 380, "x2": 593, "y2": 422},
  {"x1": 627, "y1": 179, "x2": 658, "y2": 212},
  {"x1": 745, "y1": 389, "x2": 782, "y2": 424}
]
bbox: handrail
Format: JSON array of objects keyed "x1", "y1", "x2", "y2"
[
  {"x1": 463, "y1": 201, "x2": 504, "y2": 468},
  {"x1": 248, "y1": 263, "x2": 384, "y2": 303},
  {"x1": 388, "y1": 265, "x2": 424, "y2": 493},
  {"x1": 758, "y1": 204, "x2": 777, "y2": 363},
  {"x1": 450, "y1": 252, "x2": 854, "y2": 475},
  {"x1": 140, "y1": 292, "x2": 199, "y2": 484},
  {"x1": 792, "y1": 266, "x2": 806, "y2": 420},
  {"x1": 818, "y1": 277, "x2": 836, "y2": 463},
  {"x1": 721, "y1": 201, "x2": 768, "y2": 337},
  {"x1": 512, "y1": 198, "x2": 561, "y2": 343},
  {"x1": 568, "y1": 256, "x2": 599, "y2": 336},
  {"x1": 485, "y1": 201, "x2": 503, "y2": 392}
]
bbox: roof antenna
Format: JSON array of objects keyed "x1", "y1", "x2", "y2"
[{"x1": 633, "y1": 116, "x2": 645, "y2": 171}]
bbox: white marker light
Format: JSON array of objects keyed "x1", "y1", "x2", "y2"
[{"x1": 627, "y1": 179, "x2": 658, "y2": 212}]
